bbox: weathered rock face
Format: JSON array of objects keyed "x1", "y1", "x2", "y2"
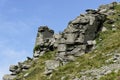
[
  {"x1": 33, "y1": 26, "x2": 56, "y2": 58},
  {"x1": 35, "y1": 26, "x2": 54, "y2": 45},
  {"x1": 56, "y1": 9, "x2": 106, "y2": 63}
]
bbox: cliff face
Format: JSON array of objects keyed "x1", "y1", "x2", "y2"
[{"x1": 3, "y1": 2, "x2": 120, "y2": 80}]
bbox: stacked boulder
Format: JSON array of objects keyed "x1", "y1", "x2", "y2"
[
  {"x1": 56, "y1": 9, "x2": 106, "y2": 63},
  {"x1": 33, "y1": 26, "x2": 57, "y2": 59},
  {"x1": 3, "y1": 26, "x2": 57, "y2": 80},
  {"x1": 33, "y1": 26, "x2": 62, "y2": 75},
  {"x1": 3, "y1": 59, "x2": 32, "y2": 80}
]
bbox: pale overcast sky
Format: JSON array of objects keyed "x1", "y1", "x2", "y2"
[{"x1": 0, "y1": 0, "x2": 119, "y2": 80}]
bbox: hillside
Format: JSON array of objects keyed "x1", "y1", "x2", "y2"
[{"x1": 3, "y1": 2, "x2": 120, "y2": 80}]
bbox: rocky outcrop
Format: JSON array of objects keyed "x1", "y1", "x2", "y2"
[
  {"x1": 33, "y1": 26, "x2": 56, "y2": 59},
  {"x1": 56, "y1": 9, "x2": 106, "y2": 64},
  {"x1": 44, "y1": 9, "x2": 107, "y2": 75},
  {"x1": 35, "y1": 26, "x2": 54, "y2": 46},
  {"x1": 33, "y1": 26, "x2": 62, "y2": 59},
  {"x1": 3, "y1": 61, "x2": 33, "y2": 80},
  {"x1": 3, "y1": 2, "x2": 120, "y2": 80}
]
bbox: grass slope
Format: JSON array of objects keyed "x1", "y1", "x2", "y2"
[{"x1": 15, "y1": 4, "x2": 120, "y2": 80}]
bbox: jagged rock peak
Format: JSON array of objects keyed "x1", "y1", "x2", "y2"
[
  {"x1": 35, "y1": 26, "x2": 54, "y2": 46},
  {"x1": 38, "y1": 26, "x2": 54, "y2": 34}
]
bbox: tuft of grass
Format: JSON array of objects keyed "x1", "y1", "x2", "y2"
[{"x1": 33, "y1": 45, "x2": 41, "y2": 53}]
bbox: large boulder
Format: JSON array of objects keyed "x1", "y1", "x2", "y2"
[
  {"x1": 35, "y1": 26, "x2": 54, "y2": 46},
  {"x1": 56, "y1": 9, "x2": 106, "y2": 62},
  {"x1": 9, "y1": 65, "x2": 18, "y2": 72},
  {"x1": 44, "y1": 60, "x2": 59, "y2": 75},
  {"x1": 33, "y1": 26, "x2": 58, "y2": 58}
]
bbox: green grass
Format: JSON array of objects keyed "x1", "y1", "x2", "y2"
[{"x1": 33, "y1": 45, "x2": 41, "y2": 53}]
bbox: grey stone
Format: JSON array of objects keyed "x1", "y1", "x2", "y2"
[
  {"x1": 45, "y1": 60, "x2": 59, "y2": 75},
  {"x1": 22, "y1": 64, "x2": 31, "y2": 69},
  {"x1": 35, "y1": 26, "x2": 54, "y2": 46},
  {"x1": 61, "y1": 76, "x2": 66, "y2": 80},
  {"x1": 73, "y1": 77, "x2": 80, "y2": 80},
  {"x1": 69, "y1": 47, "x2": 81, "y2": 55},
  {"x1": 89, "y1": 16, "x2": 95, "y2": 25},
  {"x1": 79, "y1": 63, "x2": 120, "y2": 79},
  {"x1": 11, "y1": 72, "x2": 17, "y2": 75},
  {"x1": 38, "y1": 26, "x2": 54, "y2": 39},
  {"x1": 72, "y1": 16, "x2": 89, "y2": 24},
  {"x1": 39, "y1": 51, "x2": 45, "y2": 56},
  {"x1": 56, "y1": 10, "x2": 106, "y2": 63},
  {"x1": 87, "y1": 40, "x2": 96, "y2": 45},
  {"x1": 33, "y1": 51, "x2": 40, "y2": 57},
  {"x1": 53, "y1": 34, "x2": 61, "y2": 40},
  {"x1": 75, "y1": 35, "x2": 84, "y2": 43},
  {"x1": 9, "y1": 65, "x2": 18, "y2": 72},
  {"x1": 65, "y1": 33, "x2": 78, "y2": 44},
  {"x1": 58, "y1": 44, "x2": 66, "y2": 52},
  {"x1": 66, "y1": 55, "x2": 75, "y2": 61},
  {"x1": 45, "y1": 60, "x2": 59, "y2": 70},
  {"x1": 59, "y1": 38, "x2": 66, "y2": 44},
  {"x1": 104, "y1": 70, "x2": 112, "y2": 75},
  {"x1": 56, "y1": 52, "x2": 66, "y2": 61},
  {"x1": 102, "y1": 27, "x2": 107, "y2": 32},
  {"x1": 74, "y1": 50, "x2": 85, "y2": 57},
  {"x1": 3, "y1": 74, "x2": 16, "y2": 80},
  {"x1": 57, "y1": 52, "x2": 66, "y2": 58}
]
